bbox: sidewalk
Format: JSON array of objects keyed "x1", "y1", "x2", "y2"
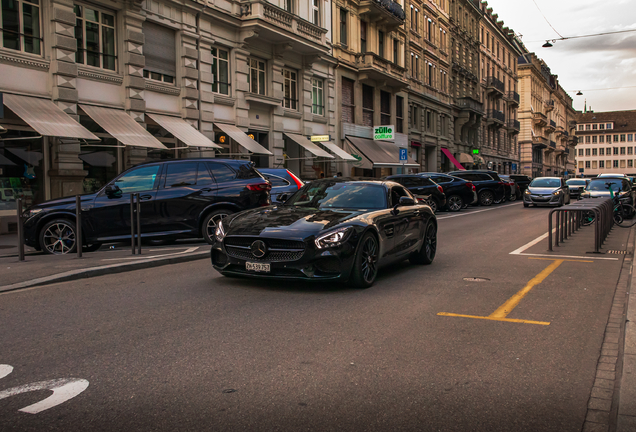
[{"x1": 0, "y1": 233, "x2": 209, "y2": 293}]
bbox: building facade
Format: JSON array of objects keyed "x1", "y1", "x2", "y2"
[{"x1": 574, "y1": 110, "x2": 636, "y2": 177}]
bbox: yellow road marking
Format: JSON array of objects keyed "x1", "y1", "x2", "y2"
[
  {"x1": 528, "y1": 257, "x2": 594, "y2": 263},
  {"x1": 437, "y1": 312, "x2": 550, "y2": 326}
]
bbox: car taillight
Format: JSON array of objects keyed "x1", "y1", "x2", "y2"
[
  {"x1": 498, "y1": 181, "x2": 504, "y2": 185},
  {"x1": 472, "y1": 185, "x2": 477, "y2": 191},
  {"x1": 437, "y1": 186, "x2": 444, "y2": 193},
  {"x1": 286, "y1": 170, "x2": 304, "y2": 189},
  {"x1": 247, "y1": 182, "x2": 272, "y2": 192},
  {"x1": 465, "y1": 182, "x2": 473, "y2": 189}
]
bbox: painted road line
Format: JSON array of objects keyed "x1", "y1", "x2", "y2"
[
  {"x1": 529, "y1": 257, "x2": 594, "y2": 263},
  {"x1": 101, "y1": 246, "x2": 200, "y2": 261},
  {"x1": 436, "y1": 312, "x2": 550, "y2": 326},
  {"x1": 0, "y1": 377, "x2": 89, "y2": 414},
  {"x1": 437, "y1": 203, "x2": 522, "y2": 220},
  {"x1": 509, "y1": 230, "x2": 619, "y2": 261}
]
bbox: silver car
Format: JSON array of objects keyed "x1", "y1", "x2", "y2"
[{"x1": 523, "y1": 177, "x2": 571, "y2": 207}]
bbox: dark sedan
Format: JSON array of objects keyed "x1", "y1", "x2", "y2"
[
  {"x1": 566, "y1": 178, "x2": 590, "y2": 199},
  {"x1": 447, "y1": 170, "x2": 506, "y2": 206},
  {"x1": 211, "y1": 179, "x2": 437, "y2": 288},
  {"x1": 418, "y1": 172, "x2": 477, "y2": 211},
  {"x1": 384, "y1": 175, "x2": 447, "y2": 213}
]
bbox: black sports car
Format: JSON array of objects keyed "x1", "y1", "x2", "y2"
[{"x1": 211, "y1": 179, "x2": 437, "y2": 288}]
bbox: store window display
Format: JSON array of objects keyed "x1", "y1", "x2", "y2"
[{"x1": 0, "y1": 132, "x2": 44, "y2": 210}]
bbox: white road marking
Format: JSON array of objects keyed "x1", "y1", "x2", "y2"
[
  {"x1": 437, "y1": 203, "x2": 522, "y2": 220},
  {"x1": 510, "y1": 229, "x2": 619, "y2": 261},
  {"x1": 0, "y1": 364, "x2": 13, "y2": 379},
  {"x1": 0, "y1": 378, "x2": 89, "y2": 414},
  {"x1": 101, "y1": 246, "x2": 200, "y2": 261}
]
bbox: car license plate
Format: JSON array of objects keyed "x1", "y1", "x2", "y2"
[{"x1": 246, "y1": 262, "x2": 270, "y2": 272}]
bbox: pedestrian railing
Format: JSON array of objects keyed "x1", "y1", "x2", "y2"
[{"x1": 548, "y1": 198, "x2": 614, "y2": 254}]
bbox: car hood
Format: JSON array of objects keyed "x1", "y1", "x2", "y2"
[
  {"x1": 527, "y1": 187, "x2": 559, "y2": 194},
  {"x1": 27, "y1": 193, "x2": 98, "y2": 211},
  {"x1": 224, "y1": 206, "x2": 366, "y2": 239},
  {"x1": 583, "y1": 190, "x2": 618, "y2": 198}
]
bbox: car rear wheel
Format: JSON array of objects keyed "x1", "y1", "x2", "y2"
[
  {"x1": 446, "y1": 195, "x2": 463, "y2": 212},
  {"x1": 349, "y1": 232, "x2": 379, "y2": 289},
  {"x1": 39, "y1": 219, "x2": 77, "y2": 255},
  {"x1": 203, "y1": 210, "x2": 233, "y2": 245},
  {"x1": 479, "y1": 191, "x2": 494, "y2": 206},
  {"x1": 426, "y1": 198, "x2": 438, "y2": 213},
  {"x1": 409, "y1": 222, "x2": 436, "y2": 265}
]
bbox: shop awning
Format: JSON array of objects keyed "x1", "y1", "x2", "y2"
[
  {"x1": 284, "y1": 133, "x2": 334, "y2": 158},
  {"x1": 0, "y1": 154, "x2": 17, "y2": 166},
  {"x1": 2, "y1": 94, "x2": 98, "y2": 140},
  {"x1": 346, "y1": 137, "x2": 419, "y2": 168},
  {"x1": 214, "y1": 123, "x2": 272, "y2": 155},
  {"x1": 147, "y1": 113, "x2": 220, "y2": 149},
  {"x1": 441, "y1": 148, "x2": 465, "y2": 170},
  {"x1": 79, "y1": 105, "x2": 166, "y2": 149},
  {"x1": 319, "y1": 142, "x2": 358, "y2": 161},
  {"x1": 474, "y1": 155, "x2": 485, "y2": 164},
  {"x1": 458, "y1": 153, "x2": 474, "y2": 164}
]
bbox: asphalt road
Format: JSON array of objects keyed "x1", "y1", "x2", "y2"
[{"x1": 0, "y1": 202, "x2": 628, "y2": 432}]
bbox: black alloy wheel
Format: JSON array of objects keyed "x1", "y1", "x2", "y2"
[
  {"x1": 426, "y1": 198, "x2": 438, "y2": 213},
  {"x1": 350, "y1": 232, "x2": 379, "y2": 288},
  {"x1": 203, "y1": 210, "x2": 233, "y2": 245},
  {"x1": 39, "y1": 219, "x2": 77, "y2": 255},
  {"x1": 479, "y1": 190, "x2": 494, "y2": 206},
  {"x1": 446, "y1": 195, "x2": 463, "y2": 212},
  {"x1": 409, "y1": 222, "x2": 437, "y2": 265}
]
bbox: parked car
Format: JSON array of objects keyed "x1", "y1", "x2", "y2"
[
  {"x1": 447, "y1": 170, "x2": 506, "y2": 206},
  {"x1": 565, "y1": 178, "x2": 590, "y2": 200},
  {"x1": 416, "y1": 172, "x2": 477, "y2": 211},
  {"x1": 510, "y1": 174, "x2": 533, "y2": 194},
  {"x1": 211, "y1": 178, "x2": 437, "y2": 288},
  {"x1": 22, "y1": 159, "x2": 271, "y2": 254},
  {"x1": 523, "y1": 177, "x2": 571, "y2": 207},
  {"x1": 581, "y1": 177, "x2": 635, "y2": 206},
  {"x1": 499, "y1": 175, "x2": 520, "y2": 201},
  {"x1": 257, "y1": 168, "x2": 304, "y2": 202},
  {"x1": 384, "y1": 175, "x2": 447, "y2": 212}
]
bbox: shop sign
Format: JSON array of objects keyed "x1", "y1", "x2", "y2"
[
  {"x1": 373, "y1": 125, "x2": 394, "y2": 141},
  {"x1": 472, "y1": 148, "x2": 480, "y2": 155},
  {"x1": 310, "y1": 135, "x2": 330, "y2": 142}
]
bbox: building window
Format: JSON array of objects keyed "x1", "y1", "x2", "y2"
[
  {"x1": 607, "y1": 135, "x2": 612, "y2": 143},
  {"x1": 378, "y1": 30, "x2": 384, "y2": 58},
  {"x1": 614, "y1": 135, "x2": 620, "y2": 142},
  {"x1": 311, "y1": 0, "x2": 320, "y2": 25},
  {"x1": 586, "y1": 124, "x2": 591, "y2": 130},
  {"x1": 283, "y1": 0, "x2": 293, "y2": 13},
  {"x1": 629, "y1": 160, "x2": 634, "y2": 168},
  {"x1": 360, "y1": 21, "x2": 367, "y2": 53},
  {"x1": 211, "y1": 47, "x2": 230, "y2": 95},
  {"x1": 142, "y1": 21, "x2": 175, "y2": 84},
  {"x1": 380, "y1": 91, "x2": 391, "y2": 126},
  {"x1": 578, "y1": 125, "x2": 584, "y2": 131},
  {"x1": 607, "y1": 123, "x2": 613, "y2": 129},
  {"x1": 621, "y1": 160, "x2": 626, "y2": 168},
  {"x1": 578, "y1": 149, "x2": 583, "y2": 156},
  {"x1": 341, "y1": 77, "x2": 354, "y2": 123},
  {"x1": 585, "y1": 161, "x2": 590, "y2": 169},
  {"x1": 74, "y1": 4, "x2": 116, "y2": 70},
  {"x1": 614, "y1": 147, "x2": 619, "y2": 155},
  {"x1": 600, "y1": 160, "x2": 605, "y2": 168},
  {"x1": 585, "y1": 136, "x2": 590, "y2": 143},
  {"x1": 592, "y1": 148, "x2": 597, "y2": 156},
  {"x1": 311, "y1": 78, "x2": 324, "y2": 116},
  {"x1": 592, "y1": 161, "x2": 597, "y2": 169},
  {"x1": 592, "y1": 136, "x2": 597, "y2": 143},
  {"x1": 427, "y1": 19, "x2": 433, "y2": 42},
  {"x1": 339, "y1": 8, "x2": 347, "y2": 46},
  {"x1": 0, "y1": 0, "x2": 42, "y2": 54},
  {"x1": 427, "y1": 63, "x2": 433, "y2": 86},
  {"x1": 629, "y1": 147, "x2": 634, "y2": 155},
  {"x1": 585, "y1": 148, "x2": 590, "y2": 156},
  {"x1": 614, "y1": 160, "x2": 619, "y2": 168},
  {"x1": 248, "y1": 58, "x2": 266, "y2": 95},
  {"x1": 607, "y1": 147, "x2": 611, "y2": 154},
  {"x1": 600, "y1": 124, "x2": 605, "y2": 130},
  {"x1": 282, "y1": 68, "x2": 297, "y2": 110},
  {"x1": 621, "y1": 147, "x2": 626, "y2": 155},
  {"x1": 600, "y1": 135, "x2": 605, "y2": 143},
  {"x1": 600, "y1": 148, "x2": 605, "y2": 156},
  {"x1": 393, "y1": 39, "x2": 399, "y2": 64},
  {"x1": 578, "y1": 161, "x2": 583, "y2": 169},
  {"x1": 396, "y1": 95, "x2": 403, "y2": 133},
  {"x1": 592, "y1": 124, "x2": 598, "y2": 130},
  {"x1": 362, "y1": 84, "x2": 374, "y2": 127},
  {"x1": 621, "y1": 134, "x2": 626, "y2": 142}
]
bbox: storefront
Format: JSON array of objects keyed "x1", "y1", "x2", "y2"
[{"x1": 344, "y1": 136, "x2": 419, "y2": 177}]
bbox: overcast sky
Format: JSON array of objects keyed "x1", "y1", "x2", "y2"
[{"x1": 482, "y1": 0, "x2": 636, "y2": 113}]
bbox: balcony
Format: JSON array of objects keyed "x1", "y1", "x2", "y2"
[
  {"x1": 455, "y1": 97, "x2": 484, "y2": 115},
  {"x1": 241, "y1": 1, "x2": 329, "y2": 55},
  {"x1": 545, "y1": 99, "x2": 555, "y2": 112},
  {"x1": 486, "y1": 109, "x2": 505, "y2": 126},
  {"x1": 486, "y1": 76, "x2": 505, "y2": 97},
  {"x1": 356, "y1": 53, "x2": 408, "y2": 89},
  {"x1": 532, "y1": 136, "x2": 548, "y2": 149},
  {"x1": 533, "y1": 111, "x2": 548, "y2": 127},
  {"x1": 505, "y1": 91, "x2": 520, "y2": 106},
  {"x1": 545, "y1": 119, "x2": 556, "y2": 132},
  {"x1": 546, "y1": 140, "x2": 557, "y2": 151},
  {"x1": 359, "y1": 0, "x2": 406, "y2": 31},
  {"x1": 565, "y1": 148, "x2": 570, "y2": 155},
  {"x1": 506, "y1": 119, "x2": 520, "y2": 134}
]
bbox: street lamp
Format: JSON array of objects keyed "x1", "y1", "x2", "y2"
[
  {"x1": 576, "y1": 91, "x2": 583, "y2": 95},
  {"x1": 542, "y1": 40, "x2": 554, "y2": 48}
]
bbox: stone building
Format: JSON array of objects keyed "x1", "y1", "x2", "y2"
[
  {"x1": 574, "y1": 110, "x2": 636, "y2": 177},
  {"x1": 476, "y1": 1, "x2": 522, "y2": 174},
  {"x1": 0, "y1": 0, "x2": 348, "y2": 225}
]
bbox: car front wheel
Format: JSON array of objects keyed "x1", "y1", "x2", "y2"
[
  {"x1": 479, "y1": 191, "x2": 494, "y2": 206},
  {"x1": 446, "y1": 195, "x2": 463, "y2": 212},
  {"x1": 39, "y1": 219, "x2": 77, "y2": 255},
  {"x1": 202, "y1": 210, "x2": 233, "y2": 245},
  {"x1": 349, "y1": 232, "x2": 379, "y2": 289}
]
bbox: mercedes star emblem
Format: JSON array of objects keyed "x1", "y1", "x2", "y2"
[{"x1": 250, "y1": 240, "x2": 267, "y2": 258}]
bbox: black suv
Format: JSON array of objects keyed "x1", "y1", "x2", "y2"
[
  {"x1": 385, "y1": 175, "x2": 447, "y2": 212},
  {"x1": 510, "y1": 174, "x2": 533, "y2": 194},
  {"x1": 23, "y1": 159, "x2": 271, "y2": 254},
  {"x1": 417, "y1": 172, "x2": 478, "y2": 211},
  {"x1": 447, "y1": 170, "x2": 505, "y2": 206}
]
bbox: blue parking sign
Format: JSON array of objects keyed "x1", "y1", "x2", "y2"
[{"x1": 399, "y1": 148, "x2": 408, "y2": 164}]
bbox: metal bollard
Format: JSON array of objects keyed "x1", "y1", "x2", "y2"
[
  {"x1": 136, "y1": 193, "x2": 141, "y2": 255},
  {"x1": 76, "y1": 195, "x2": 82, "y2": 258},
  {"x1": 16, "y1": 198, "x2": 25, "y2": 262},
  {"x1": 131, "y1": 194, "x2": 136, "y2": 255}
]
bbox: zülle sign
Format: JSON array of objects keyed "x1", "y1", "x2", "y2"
[{"x1": 373, "y1": 125, "x2": 394, "y2": 141}]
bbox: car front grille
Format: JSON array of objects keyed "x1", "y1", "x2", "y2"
[{"x1": 224, "y1": 236, "x2": 305, "y2": 262}]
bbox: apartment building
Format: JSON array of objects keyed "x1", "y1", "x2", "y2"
[
  {"x1": 477, "y1": 1, "x2": 522, "y2": 174},
  {"x1": 0, "y1": 0, "x2": 344, "y2": 217},
  {"x1": 575, "y1": 110, "x2": 636, "y2": 177}
]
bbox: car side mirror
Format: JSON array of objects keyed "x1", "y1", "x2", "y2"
[
  {"x1": 104, "y1": 184, "x2": 121, "y2": 198},
  {"x1": 398, "y1": 196, "x2": 415, "y2": 206},
  {"x1": 276, "y1": 193, "x2": 288, "y2": 203}
]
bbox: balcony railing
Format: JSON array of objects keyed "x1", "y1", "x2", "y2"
[
  {"x1": 486, "y1": 76, "x2": 505, "y2": 95},
  {"x1": 565, "y1": 148, "x2": 570, "y2": 154},
  {"x1": 545, "y1": 99, "x2": 555, "y2": 111},
  {"x1": 532, "y1": 136, "x2": 548, "y2": 148},
  {"x1": 506, "y1": 91, "x2": 520, "y2": 105},
  {"x1": 507, "y1": 119, "x2": 520, "y2": 131},
  {"x1": 549, "y1": 140, "x2": 557, "y2": 149},
  {"x1": 550, "y1": 119, "x2": 556, "y2": 128},
  {"x1": 487, "y1": 109, "x2": 505, "y2": 124},
  {"x1": 359, "y1": 0, "x2": 405, "y2": 29},
  {"x1": 456, "y1": 97, "x2": 484, "y2": 114}
]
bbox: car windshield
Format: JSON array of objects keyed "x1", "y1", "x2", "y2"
[
  {"x1": 587, "y1": 179, "x2": 625, "y2": 192},
  {"x1": 285, "y1": 182, "x2": 387, "y2": 210},
  {"x1": 567, "y1": 179, "x2": 588, "y2": 186},
  {"x1": 530, "y1": 178, "x2": 561, "y2": 188}
]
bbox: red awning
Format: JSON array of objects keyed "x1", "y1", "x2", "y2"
[{"x1": 441, "y1": 148, "x2": 465, "y2": 170}]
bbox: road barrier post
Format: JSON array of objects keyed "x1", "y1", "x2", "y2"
[
  {"x1": 16, "y1": 198, "x2": 25, "y2": 262},
  {"x1": 76, "y1": 195, "x2": 82, "y2": 258},
  {"x1": 130, "y1": 194, "x2": 136, "y2": 255},
  {"x1": 136, "y1": 193, "x2": 141, "y2": 255}
]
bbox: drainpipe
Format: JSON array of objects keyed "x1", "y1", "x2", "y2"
[{"x1": 196, "y1": 5, "x2": 207, "y2": 157}]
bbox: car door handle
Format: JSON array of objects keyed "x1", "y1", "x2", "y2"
[
  {"x1": 139, "y1": 194, "x2": 153, "y2": 200},
  {"x1": 200, "y1": 188, "x2": 213, "y2": 193},
  {"x1": 384, "y1": 224, "x2": 395, "y2": 237}
]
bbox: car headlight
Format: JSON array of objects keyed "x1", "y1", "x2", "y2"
[
  {"x1": 23, "y1": 208, "x2": 43, "y2": 219},
  {"x1": 524, "y1": 189, "x2": 531, "y2": 195},
  {"x1": 315, "y1": 227, "x2": 353, "y2": 249},
  {"x1": 215, "y1": 220, "x2": 226, "y2": 242},
  {"x1": 552, "y1": 190, "x2": 562, "y2": 195}
]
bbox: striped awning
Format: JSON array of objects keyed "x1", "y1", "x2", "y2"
[
  {"x1": 319, "y1": 142, "x2": 358, "y2": 161},
  {"x1": 215, "y1": 123, "x2": 272, "y2": 155},
  {"x1": 146, "y1": 113, "x2": 220, "y2": 148},
  {"x1": 79, "y1": 105, "x2": 166, "y2": 149},
  {"x1": 284, "y1": 133, "x2": 334, "y2": 158},
  {"x1": 2, "y1": 94, "x2": 98, "y2": 140}
]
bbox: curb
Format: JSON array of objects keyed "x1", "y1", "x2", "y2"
[{"x1": 0, "y1": 251, "x2": 209, "y2": 294}]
